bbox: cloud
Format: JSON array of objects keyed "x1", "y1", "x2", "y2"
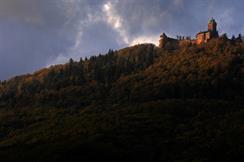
[
  {"x1": 101, "y1": 0, "x2": 169, "y2": 46},
  {"x1": 102, "y1": 1, "x2": 129, "y2": 44},
  {"x1": 0, "y1": 0, "x2": 41, "y2": 20},
  {"x1": 173, "y1": 0, "x2": 184, "y2": 8},
  {"x1": 130, "y1": 35, "x2": 159, "y2": 46},
  {"x1": 1, "y1": 0, "x2": 244, "y2": 80}
]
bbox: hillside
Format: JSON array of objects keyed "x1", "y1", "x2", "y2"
[{"x1": 0, "y1": 38, "x2": 244, "y2": 161}]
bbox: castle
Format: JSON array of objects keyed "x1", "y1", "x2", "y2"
[
  {"x1": 196, "y1": 18, "x2": 219, "y2": 44},
  {"x1": 159, "y1": 18, "x2": 219, "y2": 48}
]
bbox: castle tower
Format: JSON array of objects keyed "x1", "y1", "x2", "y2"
[
  {"x1": 208, "y1": 18, "x2": 219, "y2": 38},
  {"x1": 208, "y1": 18, "x2": 217, "y2": 32},
  {"x1": 196, "y1": 18, "x2": 219, "y2": 44},
  {"x1": 159, "y1": 33, "x2": 168, "y2": 48}
]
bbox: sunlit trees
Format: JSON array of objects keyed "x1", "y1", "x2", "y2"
[{"x1": 0, "y1": 39, "x2": 244, "y2": 107}]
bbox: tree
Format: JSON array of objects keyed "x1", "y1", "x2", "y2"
[
  {"x1": 108, "y1": 49, "x2": 114, "y2": 56},
  {"x1": 69, "y1": 58, "x2": 74, "y2": 64},
  {"x1": 237, "y1": 34, "x2": 242, "y2": 42},
  {"x1": 79, "y1": 57, "x2": 83, "y2": 63}
]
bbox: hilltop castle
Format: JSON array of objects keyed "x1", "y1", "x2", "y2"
[
  {"x1": 196, "y1": 18, "x2": 219, "y2": 44},
  {"x1": 159, "y1": 18, "x2": 220, "y2": 48}
]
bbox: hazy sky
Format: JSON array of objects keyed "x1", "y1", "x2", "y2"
[{"x1": 0, "y1": 0, "x2": 244, "y2": 80}]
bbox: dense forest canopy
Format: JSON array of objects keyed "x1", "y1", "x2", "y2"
[
  {"x1": 0, "y1": 37, "x2": 244, "y2": 107},
  {"x1": 0, "y1": 38, "x2": 244, "y2": 161}
]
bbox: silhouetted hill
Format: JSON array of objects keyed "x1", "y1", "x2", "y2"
[{"x1": 0, "y1": 39, "x2": 244, "y2": 161}]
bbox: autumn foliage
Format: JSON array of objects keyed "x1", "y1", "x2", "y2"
[
  {"x1": 0, "y1": 38, "x2": 244, "y2": 107},
  {"x1": 0, "y1": 38, "x2": 244, "y2": 161}
]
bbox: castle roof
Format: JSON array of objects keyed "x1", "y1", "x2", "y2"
[
  {"x1": 197, "y1": 31, "x2": 210, "y2": 35},
  {"x1": 160, "y1": 33, "x2": 167, "y2": 38},
  {"x1": 208, "y1": 18, "x2": 216, "y2": 24}
]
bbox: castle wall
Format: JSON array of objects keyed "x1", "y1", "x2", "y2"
[
  {"x1": 159, "y1": 33, "x2": 179, "y2": 49},
  {"x1": 208, "y1": 23, "x2": 216, "y2": 31},
  {"x1": 179, "y1": 39, "x2": 192, "y2": 47},
  {"x1": 205, "y1": 32, "x2": 211, "y2": 41},
  {"x1": 196, "y1": 31, "x2": 212, "y2": 44},
  {"x1": 196, "y1": 33, "x2": 205, "y2": 44},
  {"x1": 159, "y1": 37, "x2": 179, "y2": 49}
]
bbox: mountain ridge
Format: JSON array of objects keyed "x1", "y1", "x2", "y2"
[
  {"x1": 1, "y1": 38, "x2": 244, "y2": 107},
  {"x1": 0, "y1": 39, "x2": 244, "y2": 161}
]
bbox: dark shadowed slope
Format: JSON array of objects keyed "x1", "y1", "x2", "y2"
[{"x1": 0, "y1": 38, "x2": 244, "y2": 161}]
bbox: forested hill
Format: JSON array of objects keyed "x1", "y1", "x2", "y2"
[
  {"x1": 0, "y1": 37, "x2": 244, "y2": 107},
  {"x1": 0, "y1": 38, "x2": 244, "y2": 161}
]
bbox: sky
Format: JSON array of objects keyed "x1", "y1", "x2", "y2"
[{"x1": 0, "y1": 0, "x2": 244, "y2": 80}]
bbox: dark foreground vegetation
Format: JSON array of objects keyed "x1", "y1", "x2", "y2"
[{"x1": 0, "y1": 37, "x2": 244, "y2": 161}]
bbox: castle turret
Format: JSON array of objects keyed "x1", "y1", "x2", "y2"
[
  {"x1": 158, "y1": 33, "x2": 179, "y2": 49},
  {"x1": 196, "y1": 18, "x2": 219, "y2": 44},
  {"x1": 208, "y1": 18, "x2": 217, "y2": 32},
  {"x1": 208, "y1": 18, "x2": 219, "y2": 38},
  {"x1": 159, "y1": 33, "x2": 168, "y2": 48}
]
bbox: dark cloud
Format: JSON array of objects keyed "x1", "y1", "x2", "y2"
[{"x1": 0, "y1": 0, "x2": 244, "y2": 80}]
